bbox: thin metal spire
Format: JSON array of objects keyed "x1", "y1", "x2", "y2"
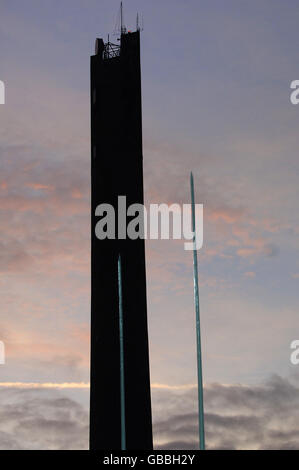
[
  {"x1": 118, "y1": 254, "x2": 126, "y2": 450},
  {"x1": 190, "y1": 171, "x2": 205, "y2": 450},
  {"x1": 120, "y1": 2, "x2": 123, "y2": 32},
  {"x1": 120, "y1": 2, "x2": 126, "y2": 34}
]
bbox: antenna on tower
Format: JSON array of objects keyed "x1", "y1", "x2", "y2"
[
  {"x1": 120, "y1": 2, "x2": 126, "y2": 34},
  {"x1": 113, "y1": 2, "x2": 127, "y2": 38},
  {"x1": 136, "y1": 12, "x2": 144, "y2": 32},
  {"x1": 141, "y1": 14, "x2": 144, "y2": 32}
]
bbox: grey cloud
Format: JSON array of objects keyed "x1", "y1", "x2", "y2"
[
  {"x1": 156, "y1": 440, "x2": 198, "y2": 450},
  {"x1": 152, "y1": 375, "x2": 299, "y2": 450},
  {"x1": 0, "y1": 375, "x2": 299, "y2": 449},
  {"x1": 0, "y1": 388, "x2": 88, "y2": 450},
  {"x1": 263, "y1": 243, "x2": 280, "y2": 257}
]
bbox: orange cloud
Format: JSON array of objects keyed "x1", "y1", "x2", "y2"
[
  {"x1": 0, "y1": 382, "x2": 89, "y2": 389},
  {"x1": 244, "y1": 271, "x2": 256, "y2": 278},
  {"x1": 207, "y1": 207, "x2": 245, "y2": 224},
  {"x1": 26, "y1": 183, "x2": 54, "y2": 191},
  {"x1": 71, "y1": 188, "x2": 83, "y2": 199},
  {"x1": 0, "y1": 382, "x2": 197, "y2": 390}
]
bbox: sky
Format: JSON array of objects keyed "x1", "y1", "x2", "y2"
[{"x1": 0, "y1": 0, "x2": 299, "y2": 449}]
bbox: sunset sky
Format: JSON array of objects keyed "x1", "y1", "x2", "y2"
[{"x1": 1, "y1": 0, "x2": 299, "y2": 449}]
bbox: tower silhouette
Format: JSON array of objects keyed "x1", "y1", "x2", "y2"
[{"x1": 90, "y1": 27, "x2": 153, "y2": 450}]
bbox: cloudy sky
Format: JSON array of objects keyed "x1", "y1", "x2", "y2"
[{"x1": 0, "y1": 0, "x2": 299, "y2": 449}]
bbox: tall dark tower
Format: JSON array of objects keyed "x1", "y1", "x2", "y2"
[{"x1": 90, "y1": 25, "x2": 153, "y2": 450}]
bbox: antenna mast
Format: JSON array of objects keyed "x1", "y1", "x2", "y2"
[
  {"x1": 136, "y1": 12, "x2": 144, "y2": 32},
  {"x1": 120, "y1": 2, "x2": 126, "y2": 34}
]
